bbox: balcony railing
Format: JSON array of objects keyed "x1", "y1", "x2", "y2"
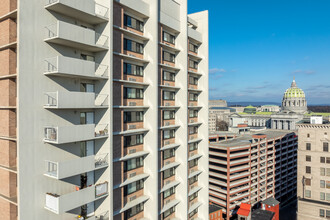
[
  {"x1": 44, "y1": 56, "x2": 109, "y2": 79},
  {"x1": 45, "y1": 0, "x2": 109, "y2": 24},
  {"x1": 44, "y1": 124, "x2": 108, "y2": 144},
  {"x1": 45, "y1": 182, "x2": 108, "y2": 214},
  {"x1": 44, "y1": 21, "x2": 109, "y2": 51},
  {"x1": 45, "y1": 153, "x2": 109, "y2": 179},
  {"x1": 44, "y1": 91, "x2": 108, "y2": 109}
]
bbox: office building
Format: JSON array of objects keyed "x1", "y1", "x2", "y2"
[
  {"x1": 0, "y1": 0, "x2": 209, "y2": 219},
  {"x1": 209, "y1": 130, "x2": 297, "y2": 219},
  {"x1": 297, "y1": 116, "x2": 330, "y2": 219}
]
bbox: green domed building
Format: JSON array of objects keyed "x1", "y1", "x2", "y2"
[
  {"x1": 281, "y1": 78, "x2": 307, "y2": 114},
  {"x1": 243, "y1": 105, "x2": 257, "y2": 114}
]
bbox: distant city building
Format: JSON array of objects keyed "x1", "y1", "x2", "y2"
[
  {"x1": 209, "y1": 99, "x2": 228, "y2": 108},
  {"x1": 237, "y1": 198, "x2": 280, "y2": 220},
  {"x1": 261, "y1": 105, "x2": 280, "y2": 113},
  {"x1": 209, "y1": 204, "x2": 224, "y2": 220},
  {"x1": 296, "y1": 116, "x2": 330, "y2": 220},
  {"x1": 209, "y1": 106, "x2": 236, "y2": 132},
  {"x1": 209, "y1": 130, "x2": 297, "y2": 219},
  {"x1": 229, "y1": 79, "x2": 307, "y2": 131}
]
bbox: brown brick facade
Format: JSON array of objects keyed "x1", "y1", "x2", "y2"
[
  {"x1": 0, "y1": 0, "x2": 17, "y2": 17},
  {"x1": 0, "y1": 49, "x2": 16, "y2": 76},
  {"x1": 0, "y1": 19, "x2": 17, "y2": 46}
]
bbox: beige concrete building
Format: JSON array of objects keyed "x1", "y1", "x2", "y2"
[
  {"x1": 0, "y1": 0, "x2": 209, "y2": 219},
  {"x1": 297, "y1": 116, "x2": 330, "y2": 220}
]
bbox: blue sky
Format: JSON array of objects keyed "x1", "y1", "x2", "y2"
[{"x1": 188, "y1": 0, "x2": 330, "y2": 105}]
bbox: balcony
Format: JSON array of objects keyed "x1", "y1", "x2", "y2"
[
  {"x1": 44, "y1": 91, "x2": 108, "y2": 109},
  {"x1": 45, "y1": 153, "x2": 108, "y2": 179},
  {"x1": 44, "y1": 21, "x2": 109, "y2": 52},
  {"x1": 45, "y1": 0, "x2": 109, "y2": 24},
  {"x1": 45, "y1": 182, "x2": 108, "y2": 214},
  {"x1": 44, "y1": 56, "x2": 108, "y2": 79},
  {"x1": 44, "y1": 124, "x2": 108, "y2": 144}
]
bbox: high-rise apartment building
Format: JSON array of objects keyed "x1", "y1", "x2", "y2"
[
  {"x1": 0, "y1": 0, "x2": 209, "y2": 219},
  {"x1": 297, "y1": 116, "x2": 330, "y2": 220},
  {"x1": 209, "y1": 130, "x2": 297, "y2": 219}
]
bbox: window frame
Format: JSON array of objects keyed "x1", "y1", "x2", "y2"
[
  {"x1": 124, "y1": 134, "x2": 144, "y2": 147},
  {"x1": 123, "y1": 62, "x2": 143, "y2": 76},
  {"x1": 124, "y1": 111, "x2": 144, "y2": 123},
  {"x1": 124, "y1": 87, "x2": 144, "y2": 99},
  {"x1": 124, "y1": 38, "x2": 144, "y2": 54},
  {"x1": 163, "y1": 91, "x2": 175, "y2": 101},
  {"x1": 163, "y1": 51, "x2": 175, "y2": 63},
  {"x1": 163, "y1": 110, "x2": 175, "y2": 120},
  {"x1": 163, "y1": 31, "x2": 175, "y2": 44},
  {"x1": 124, "y1": 157, "x2": 144, "y2": 171},
  {"x1": 163, "y1": 129, "x2": 175, "y2": 140},
  {"x1": 163, "y1": 70, "x2": 175, "y2": 81},
  {"x1": 124, "y1": 14, "x2": 144, "y2": 32}
]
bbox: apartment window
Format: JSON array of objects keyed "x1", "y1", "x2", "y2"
[
  {"x1": 163, "y1": 71, "x2": 175, "y2": 81},
  {"x1": 163, "y1": 187, "x2": 175, "y2": 199},
  {"x1": 163, "y1": 91, "x2": 175, "y2": 100},
  {"x1": 189, "y1": 158, "x2": 198, "y2": 168},
  {"x1": 163, "y1": 148, "x2": 175, "y2": 160},
  {"x1": 189, "y1": 76, "x2": 198, "y2": 85},
  {"x1": 306, "y1": 143, "x2": 311, "y2": 150},
  {"x1": 189, "y1": 110, "x2": 198, "y2": 118},
  {"x1": 124, "y1": 88, "x2": 143, "y2": 99},
  {"x1": 189, "y1": 175, "x2": 198, "y2": 184},
  {"x1": 327, "y1": 168, "x2": 330, "y2": 176},
  {"x1": 305, "y1": 178, "x2": 311, "y2": 186},
  {"x1": 125, "y1": 203, "x2": 144, "y2": 219},
  {"x1": 124, "y1": 14, "x2": 143, "y2": 32},
  {"x1": 321, "y1": 157, "x2": 325, "y2": 163},
  {"x1": 189, "y1": 126, "x2": 198, "y2": 135},
  {"x1": 321, "y1": 180, "x2": 325, "y2": 188},
  {"x1": 164, "y1": 167, "x2": 175, "y2": 179},
  {"x1": 124, "y1": 134, "x2": 143, "y2": 147},
  {"x1": 189, "y1": 59, "x2": 198, "y2": 69},
  {"x1": 189, "y1": 192, "x2": 198, "y2": 201},
  {"x1": 320, "y1": 209, "x2": 325, "y2": 217},
  {"x1": 80, "y1": 53, "x2": 95, "y2": 61},
  {"x1": 305, "y1": 190, "x2": 311, "y2": 198},
  {"x1": 123, "y1": 63, "x2": 143, "y2": 76},
  {"x1": 189, "y1": 208, "x2": 198, "y2": 218},
  {"x1": 124, "y1": 38, "x2": 143, "y2": 54},
  {"x1": 163, "y1": 129, "x2": 175, "y2": 139},
  {"x1": 163, "y1": 31, "x2": 175, "y2": 44},
  {"x1": 163, "y1": 110, "x2": 175, "y2": 120},
  {"x1": 189, "y1": 143, "x2": 198, "y2": 151},
  {"x1": 189, "y1": 42, "x2": 198, "y2": 53},
  {"x1": 327, "y1": 157, "x2": 330, "y2": 164},
  {"x1": 320, "y1": 192, "x2": 325, "y2": 200},
  {"x1": 307, "y1": 133, "x2": 310, "y2": 138},
  {"x1": 327, "y1": 193, "x2": 330, "y2": 201},
  {"x1": 124, "y1": 111, "x2": 143, "y2": 123},
  {"x1": 306, "y1": 166, "x2": 311, "y2": 174},
  {"x1": 321, "y1": 168, "x2": 325, "y2": 176},
  {"x1": 163, "y1": 207, "x2": 175, "y2": 218},
  {"x1": 163, "y1": 51, "x2": 175, "y2": 63},
  {"x1": 189, "y1": 93, "x2": 198, "y2": 101},
  {"x1": 306, "y1": 155, "x2": 311, "y2": 162},
  {"x1": 327, "y1": 181, "x2": 330, "y2": 189},
  {"x1": 124, "y1": 180, "x2": 144, "y2": 196},
  {"x1": 124, "y1": 157, "x2": 144, "y2": 171},
  {"x1": 327, "y1": 210, "x2": 330, "y2": 218},
  {"x1": 323, "y1": 142, "x2": 329, "y2": 152}
]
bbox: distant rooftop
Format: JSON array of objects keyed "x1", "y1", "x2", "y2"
[
  {"x1": 251, "y1": 209, "x2": 275, "y2": 220},
  {"x1": 262, "y1": 197, "x2": 280, "y2": 206},
  {"x1": 209, "y1": 130, "x2": 293, "y2": 147},
  {"x1": 209, "y1": 204, "x2": 222, "y2": 214}
]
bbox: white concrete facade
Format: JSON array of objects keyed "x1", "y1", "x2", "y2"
[{"x1": 9, "y1": 0, "x2": 209, "y2": 219}]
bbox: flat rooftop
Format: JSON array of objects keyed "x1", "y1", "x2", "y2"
[
  {"x1": 251, "y1": 209, "x2": 275, "y2": 220},
  {"x1": 210, "y1": 130, "x2": 293, "y2": 147},
  {"x1": 209, "y1": 204, "x2": 222, "y2": 214}
]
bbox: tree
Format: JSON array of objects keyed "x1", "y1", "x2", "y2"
[{"x1": 216, "y1": 120, "x2": 228, "y2": 131}]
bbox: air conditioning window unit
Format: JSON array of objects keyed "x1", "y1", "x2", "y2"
[
  {"x1": 128, "y1": 78, "x2": 136, "y2": 82},
  {"x1": 190, "y1": 119, "x2": 195, "y2": 123},
  {"x1": 165, "y1": 122, "x2": 170, "y2": 126},
  {"x1": 165, "y1": 161, "x2": 170, "y2": 165},
  {"x1": 130, "y1": 195, "x2": 137, "y2": 201},
  {"x1": 128, "y1": 125, "x2": 136, "y2": 129},
  {"x1": 129, "y1": 149, "x2": 136, "y2": 154},
  {"x1": 129, "y1": 54, "x2": 136, "y2": 57},
  {"x1": 166, "y1": 199, "x2": 171, "y2": 204},
  {"x1": 165, "y1": 141, "x2": 170, "y2": 145},
  {"x1": 129, "y1": 172, "x2": 136, "y2": 178},
  {"x1": 129, "y1": 102, "x2": 136, "y2": 106},
  {"x1": 190, "y1": 152, "x2": 195, "y2": 157},
  {"x1": 165, "y1": 102, "x2": 170, "y2": 106},
  {"x1": 166, "y1": 180, "x2": 171, "y2": 185},
  {"x1": 165, "y1": 83, "x2": 170, "y2": 86}
]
